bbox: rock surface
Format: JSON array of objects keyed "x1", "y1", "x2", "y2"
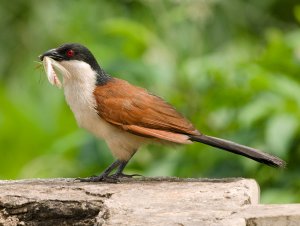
[{"x1": 0, "y1": 177, "x2": 298, "y2": 225}]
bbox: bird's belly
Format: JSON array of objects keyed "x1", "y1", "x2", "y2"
[
  {"x1": 71, "y1": 105, "x2": 111, "y2": 139},
  {"x1": 69, "y1": 103, "x2": 147, "y2": 160}
]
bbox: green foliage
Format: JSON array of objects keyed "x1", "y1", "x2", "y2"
[{"x1": 0, "y1": 0, "x2": 299, "y2": 203}]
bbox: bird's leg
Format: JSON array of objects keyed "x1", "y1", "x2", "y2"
[
  {"x1": 79, "y1": 160, "x2": 121, "y2": 182},
  {"x1": 110, "y1": 160, "x2": 142, "y2": 179},
  {"x1": 111, "y1": 151, "x2": 142, "y2": 179}
]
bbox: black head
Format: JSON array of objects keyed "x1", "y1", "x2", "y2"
[{"x1": 39, "y1": 43, "x2": 101, "y2": 72}]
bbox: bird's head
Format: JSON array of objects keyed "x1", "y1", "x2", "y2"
[{"x1": 39, "y1": 43, "x2": 108, "y2": 86}]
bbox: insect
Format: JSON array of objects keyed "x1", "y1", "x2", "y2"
[{"x1": 42, "y1": 56, "x2": 70, "y2": 88}]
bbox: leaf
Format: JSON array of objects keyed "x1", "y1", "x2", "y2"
[{"x1": 265, "y1": 114, "x2": 299, "y2": 157}]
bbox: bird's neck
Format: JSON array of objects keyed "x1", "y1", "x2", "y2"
[
  {"x1": 61, "y1": 60, "x2": 98, "y2": 108},
  {"x1": 60, "y1": 60, "x2": 112, "y2": 114},
  {"x1": 95, "y1": 67, "x2": 112, "y2": 86}
]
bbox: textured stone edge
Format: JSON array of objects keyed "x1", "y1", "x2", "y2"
[{"x1": 0, "y1": 178, "x2": 298, "y2": 226}]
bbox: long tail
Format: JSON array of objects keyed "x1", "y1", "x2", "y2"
[{"x1": 189, "y1": 134, "x2": 286, "y2": 168}]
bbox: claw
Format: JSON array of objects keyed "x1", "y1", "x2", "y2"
[
  {"x1": 110, "y1": 173, "x2": 142, "y2": 179},
  {"x1": 75, "y1": 159, "x2": 140, "y2": 183},
  {"x1": 76, "y1": 175, "x2": 119, "y2": 183}
]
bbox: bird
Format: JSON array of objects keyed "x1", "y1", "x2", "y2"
[{"x1": 39, "y1": 43, "x2": 286, "y2": 182}]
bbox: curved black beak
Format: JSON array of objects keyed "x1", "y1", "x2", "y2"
[{"x1": 39, "y1": 48, "x2": 63, "y2": 61}]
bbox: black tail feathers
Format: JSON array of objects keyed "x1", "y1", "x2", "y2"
[{"x1": 189, "y1": 134, "x2": 286, "y2": 168}]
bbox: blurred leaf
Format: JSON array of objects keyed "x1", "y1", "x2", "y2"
[
  {"x1": 238, "y1": 94, "x2": 278, "y2": 127},
  {"x1": 265, "y1": 114, "x2": 298, "y2": 156},
  {"x1": 294, "y1": 5, "x2": 300, "y2": 23}
]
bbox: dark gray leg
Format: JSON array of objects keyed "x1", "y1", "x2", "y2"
[
  {"x1": 110, "y1": 160, "x2": 142, "y2": 178},
  {"x1": 79, "y1": 160, "x2": 121, "y2": 182},
  {"x1": 79, "y1": 150, "x2": 141, "y2": 182}
]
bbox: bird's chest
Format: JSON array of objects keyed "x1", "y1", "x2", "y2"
[{"x1": 63, "y1": 81, "x2": 112, "y2": 139}]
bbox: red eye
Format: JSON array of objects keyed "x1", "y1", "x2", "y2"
[{"x1": 66, "y1": 49, "x2": 74, "y2": 58}]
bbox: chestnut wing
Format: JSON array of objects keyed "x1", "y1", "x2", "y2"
[{"x1": 93, "y1": 78, "x2": 200, "y2": 143}]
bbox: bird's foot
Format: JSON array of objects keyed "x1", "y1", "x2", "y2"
[
  {"x1": 76, "y1": 174, "x2": 119, "y2": 183},
  {"x1": 110, "y1": 172, "x2": 142, "y2": 179}
]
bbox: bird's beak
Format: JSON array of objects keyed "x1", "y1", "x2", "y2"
[{"x1": 39, "y1": 48, "x2": 63, "y2": 61}]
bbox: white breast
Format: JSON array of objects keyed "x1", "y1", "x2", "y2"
[{"x1": 60, "y1": 60, "x2": 146, "y2": 160}]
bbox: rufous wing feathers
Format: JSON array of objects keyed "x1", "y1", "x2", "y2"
[{"x1": 93, "y1": 78, "x2": 200, "y2": 144}]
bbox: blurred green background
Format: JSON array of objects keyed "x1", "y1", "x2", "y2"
[{"x1": 0, "y1": 0, "x2": 300, "y2": 203}]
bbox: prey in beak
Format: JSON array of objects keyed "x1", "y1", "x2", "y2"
[
  {"x1": 40, "y1": 48, "x2": 71, "y2": 88},
  {"x1": 42, "y1": 56, "x2": 64, "y2": 88}
]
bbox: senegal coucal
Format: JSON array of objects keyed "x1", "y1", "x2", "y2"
[{"x1": 40, "y1": 43, "x2": 285, "y2": 182}]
